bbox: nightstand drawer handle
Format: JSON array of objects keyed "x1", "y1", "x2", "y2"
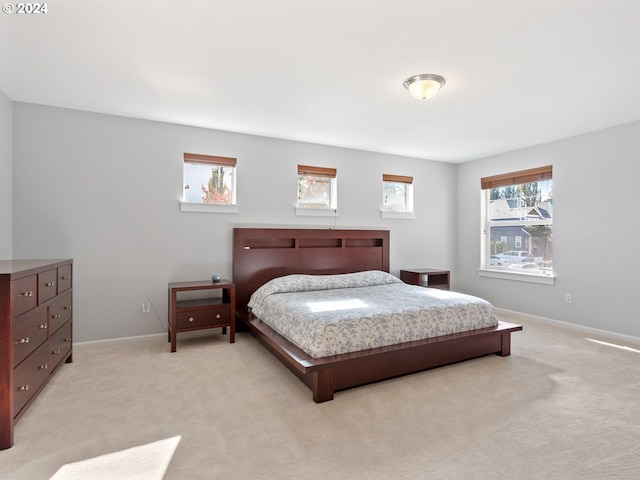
[
  {"x1": 21, "y1": 291, "x2": 34, "y2": 297},
  {"x1": 188, "y1": 317, "x2": 194, "y2": 322},
  {"x1": 16, "y1": 337, "x2": 30, "y2": 344},
  {"x1": 64, "y1": 305, "x2": 72, "y2": 310},
  {"x1": 65, "y1": 337, "x2": 72, "y2": 342},
  {"x1": 52, "y1": 349, "x2": 61, "y2": 355},
  {"x1": 52, "y1": 314, "x2": 61, "y2": 319},
  {"x1": 38, "y1": 364, "x2": 48, "y2": 370},
  {"x1": 46, "y1": 282, "x2": 55, "y2": 287},
  {"x1": 18, "y1": 385, "x2": 29, "y2": 392},
  {"x1": 38, "y1": 324, "x2": 47, "y2": 329},
  {"x1": 62, "y1": 275, "x2": 70, "y2": 280}
]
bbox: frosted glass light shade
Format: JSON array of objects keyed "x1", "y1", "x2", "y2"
[{"x1": 403, "y1": 74, "x2": 445, "y2": 100}]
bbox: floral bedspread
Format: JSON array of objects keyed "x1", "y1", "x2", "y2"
[{"x1": 248, "y1": 271, "x2": 499, "y2": 359}]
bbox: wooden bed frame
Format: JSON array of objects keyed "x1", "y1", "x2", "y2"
[{"x1": 233, "y1": 227, "x2": 522, "y2": 402}]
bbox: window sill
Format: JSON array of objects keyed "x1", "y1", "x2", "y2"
[
  {"x1": 295, "y1": 207, "x2": 339, "y2": 217},
  {"x1": 478, "y1": 268, "x2": 555, "y2": 285},
  {"x1": 380, "y1": 210, "x2": 415, "y2": 220},
  {"x1": 180, "y1": 202, "x2": 240, "y2": 214}
]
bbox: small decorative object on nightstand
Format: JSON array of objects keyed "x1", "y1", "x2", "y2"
[
  {"x1": 400, "y1": 268, "x2": 450, "y2": 290},
  {"x1": 167, "y1": 279, "x2": 235, "y2": 352}
]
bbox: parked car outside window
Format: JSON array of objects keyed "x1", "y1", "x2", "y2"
[
  {"x1": 490, "y1": 255, "x2": 510, "y2": 266},
  {"x1": 508, "y1": 263, "x2": 544, "y2": 274},
  {"x1": 501, "y1": 250, "x2": 542, "y2": 263}
]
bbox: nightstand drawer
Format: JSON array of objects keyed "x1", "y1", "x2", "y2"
[{"x1": 177, "y1": 308, "x2": 230, "y2": 329}]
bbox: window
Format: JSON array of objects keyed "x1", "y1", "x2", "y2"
[
  {"x1": 183, "y1": 153, "x2": 236, "y2": 205},
  {"x1": 297, "y1": 164, "x2": 337, "y2": 209},
  {"x1": 382, "y1": 174, "x2": 414, "y2": 213},
  {"x1": 481, "y1": 165, "x2": 553, "y2": 279}
]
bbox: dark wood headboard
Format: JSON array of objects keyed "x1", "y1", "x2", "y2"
[{"x1": 233, "y1": 228, "x2": 390, "y2": 310}]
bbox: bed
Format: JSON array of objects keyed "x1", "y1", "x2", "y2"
[{"x1": 233, "y1": 227, "x2": 522, "y2": 402}]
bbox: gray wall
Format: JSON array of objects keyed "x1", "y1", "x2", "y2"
[
  {"x1": 0, "y1": 91, "x2": 11, "y2": 259},
  {"x1": 12, "y1": 103, "x2": 457, "y2": 342},
  {"x1": 456, "y1": 121, "x2": 640, "y2": 338}
]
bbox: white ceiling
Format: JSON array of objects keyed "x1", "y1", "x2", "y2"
[{"x1": 2, "y1": 1, "x2": 640, "y2": 163}]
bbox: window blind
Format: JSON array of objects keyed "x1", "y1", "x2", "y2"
[
  {"x1": 481, "y1": 165, "x2": 552, "y2": 190},
  {"x1": 297, "y1": 165, "x2": 337, "y2": 178},
  {"x1": 184, "y1": 152, "x2": 237, "y2": 167},
  {"x1": 383, "y1": 174, "x2": 413, "y2": 184}
]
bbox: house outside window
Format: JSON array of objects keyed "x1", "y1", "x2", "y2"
[
  {"x1": 382, "y1": 174, "x2": 414, "y2": 213},
  {"x1": 297, "y1": 164, "x2": 337, "y2": 209},
  {"x1": 183, "y1": 153, "x2": 236, "y2": 205},
  {"x1": 481, "y1": 165, "x2": 553, "y2": 278}
]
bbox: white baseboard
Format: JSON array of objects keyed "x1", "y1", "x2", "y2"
[{"x1": 497, "y1": 308, "x2": 640, "y2": 347}]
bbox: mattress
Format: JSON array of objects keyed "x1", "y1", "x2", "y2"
[{"x1": 248, "y1": 270, "x2": 499, "y2": 358}]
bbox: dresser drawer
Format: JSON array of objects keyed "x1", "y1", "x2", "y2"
[
  {"x1": 57, "y1": 264, "x2": 72, "y2": 293},
  {"x1": 49, "y1": 321, "x2": 72, "y2": 370},
  {"x1": 12, "y1": 308, "x2": 48, "y2": 367},
  {"x1": 38, "y1": 269, "x2": 58, "y2": 304},
  {"x1": 49, "y1": 292, "x2": 73, "y2": 333},
  {"x1": 13, "y1": 342, "x2": 50, "y2": 418},
  {"x1": 177, "y1": 307, "x2": 230, "y2": 329},
  {"x1": 12, "y1": 275, "x2": 37, "y2": 317}
]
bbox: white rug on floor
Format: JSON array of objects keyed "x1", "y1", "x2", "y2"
[{"x1": 49, "y1": 436, "x2": 181, "y2": 480}]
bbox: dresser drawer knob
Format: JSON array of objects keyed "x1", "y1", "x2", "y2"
[
  {"x1": 188, "y1": 317, "x2": 195, "y2": 322},
  {"x1": 21, "y1": 291, "x2": 34, "y2": 297},
  {"x1": 52, "y1": 349, "x2": 61, "y2": 355},
  {"x1": 38, "y1": 324, "x2": 48, "y2": 330},
  {"x1": 216, "y1": 314, "x2": 221, "y2": 319},
  {"x1": 64, "y1": 305, "x2": 72, "y2": 310},
  {"x1": 18, "y1": 385, "x2": 29, "y2": 392},
  {"x1": 52, "y1": 314, "x2": 62, "y2": 319},
  {"x1": 62, "y1": 275, "x2": 70, "y2": 280},
  {"x1": 65, "y1": 337, "x2": 72, "y2": 342},
  {"x1": 46, "y1": 282, "x2": 56, "y2": 287},
  {"x1": 38, "y1": 364, "x2": 48, "y2": 370},
  {"x1": 16, "y1": 337, "x2": 30, "y2": 344}
]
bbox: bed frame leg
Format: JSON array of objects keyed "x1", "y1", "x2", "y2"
[
  {"x1": 498, "y1": 332, "x2": 512, "y2": 357},
  {"x1": 312, "y1": 370, "x2": 334, "y2": 403}
]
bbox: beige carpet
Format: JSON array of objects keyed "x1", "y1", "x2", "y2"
[{"x1": 1, "y1": 311, "x2": 639, "y2": 480}]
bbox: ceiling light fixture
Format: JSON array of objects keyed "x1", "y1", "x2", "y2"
[{"x1": 403, "y1": 74, "x2": 445, "y2": 100}]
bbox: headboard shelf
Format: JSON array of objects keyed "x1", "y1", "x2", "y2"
[
  {"x1": 243, "y1": 237, "x2": 296, "y2": 249},
  {"x1": 298, "y1": 238, "x2": 342, "y2": 248}
]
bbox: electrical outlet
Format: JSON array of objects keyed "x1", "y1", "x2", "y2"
[
  {"x1": 142, "y1": 299, "x2": 151, "y2": 313},
  {"x1": 565, "y1": 293, "x2": 572, "y2": 304}
]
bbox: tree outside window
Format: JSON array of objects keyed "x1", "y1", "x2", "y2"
[
  {"x1": 183, "y1": 153, "x2": 236, "y2": 205},
  {"x1": 297, "y1": 164, "x2": 337, "y2": 209}
]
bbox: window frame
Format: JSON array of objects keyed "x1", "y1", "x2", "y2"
[
  {"x1": 180, "y1": 152, "x2": 239, "y2": 214},
  {"x1": 480, "y1": 165, "x2": 554, "y2": 284},
  {"x1": 296, "y1": 164, "x2": 338, "y2": 216},
  {"x1": 382, "y1": 174, "x2": 414, "y2": 212}
]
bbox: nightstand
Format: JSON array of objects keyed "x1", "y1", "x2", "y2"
[
  {"x1": 168, "y1": 280, "x2": 235, "y2": 352},
  {"x1": 400, "y1": 268, "x2": 450, "y2": 290}
]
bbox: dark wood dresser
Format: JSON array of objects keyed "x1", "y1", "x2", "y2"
[{"x1": 0, "y1": 259, "x2": 73, "y2": 450}]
